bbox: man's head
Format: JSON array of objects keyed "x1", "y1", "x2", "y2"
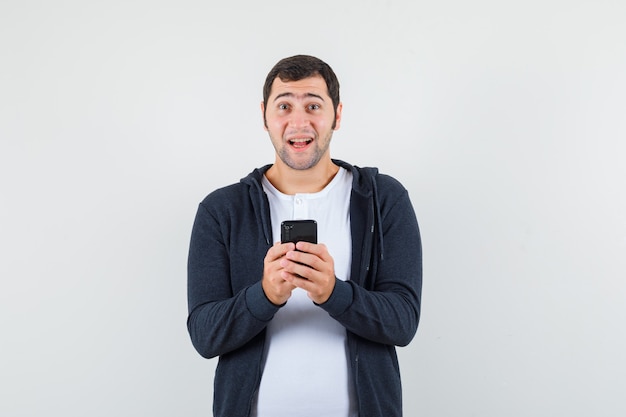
[
  {"x1": 261, "y1": 55, "x2": 343, "y2": 173},
  {"x1": 262, "y1": 55, "x2": 341, "y2": 128}
]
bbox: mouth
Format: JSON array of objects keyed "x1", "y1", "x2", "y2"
[{"x1": 288, "y1": 138, "x2": 313, "y2": 149}]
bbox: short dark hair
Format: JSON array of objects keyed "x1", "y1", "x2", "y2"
[{"x1": 262, "y1": 55, "x2": 341, "y2": 122}]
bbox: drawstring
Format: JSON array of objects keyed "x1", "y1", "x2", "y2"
[
  {"x1": 257, "y1": 187, "x2": 271, "y2": 245},
  {"x1": 371, "y1": 176, "x2": 385, "y2": 261}
]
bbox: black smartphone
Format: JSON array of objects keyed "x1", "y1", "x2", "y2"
[{"x1": 280, "y1": 220, "x2": 317, "y2": 244}]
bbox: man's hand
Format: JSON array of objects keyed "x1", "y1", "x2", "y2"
[
  {"x1": 279, "y1": 241, "x2": 336, "y2": 304},
  {"x1": 262, "y1": 242, "x2": 297, "y2": 306}
]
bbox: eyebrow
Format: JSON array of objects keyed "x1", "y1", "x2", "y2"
[{"x1": 273, "y1": 92, "x2": 325, "y2": 102}]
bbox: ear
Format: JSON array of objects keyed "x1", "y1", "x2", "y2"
[
  {"x1": 260, "y1": 101, "x2": 268, "y2": 130},
  {"x1": 333, "y1": 102, "x2": 343, "y2": 131}
]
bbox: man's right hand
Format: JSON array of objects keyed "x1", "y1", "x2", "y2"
[{"x1": 262, "y1": 242, "x2": 297, "y2": 306}]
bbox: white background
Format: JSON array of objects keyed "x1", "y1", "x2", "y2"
[{"x1": 1, "y1": 0, "x2": 625, "y2": 416}]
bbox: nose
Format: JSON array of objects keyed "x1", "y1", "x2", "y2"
[{"x1": 288, "y1": 107, "x2": 311, "y2": 129}]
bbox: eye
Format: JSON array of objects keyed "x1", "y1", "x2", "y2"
[
  {"x1": 278, "y1": 103, "x2": 289, "y2": 111},
  {"x1": 308, "y1": 103, "x2": 321, "y2": 111}
]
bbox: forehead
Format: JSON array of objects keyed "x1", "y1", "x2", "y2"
[{"x1": 268, "y1": 75, "x2": 330, "y2": 101}]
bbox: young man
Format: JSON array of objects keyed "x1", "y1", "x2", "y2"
[{"x1": 187, "y1": 55, "x2": 422, "y2": 417}]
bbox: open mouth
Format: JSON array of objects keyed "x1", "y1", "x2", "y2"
[{"x1": 288, "y1": 138, "x2": 313, "y2": 149}]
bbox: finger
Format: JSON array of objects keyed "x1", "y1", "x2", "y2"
[
  {"x1": 285, "y1": 249, "x2": 327, "y2": 277},
  {"x1": 266, "y1": 242, "x2": 296, "y2": 262},
  {"x1": 295, "y1": 242, "x2": 332, "y2": 261},
  {"x1": 294, "y1": 241, "x2": 316, "y2": 254},
  {"x1": 283, "y1": 259, "x2": 318, "y2": 282},
  {"x1": 282, "y1": 269, "x2": 314, "y2": 286}
]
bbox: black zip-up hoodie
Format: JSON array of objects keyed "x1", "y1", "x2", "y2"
[{"x1": 187, "y1": 159, "x2": 422, "y2": 417}]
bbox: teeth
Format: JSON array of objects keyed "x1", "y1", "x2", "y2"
[{"x1": 289, "y1": 138, "x2": 310, "y2": 149}]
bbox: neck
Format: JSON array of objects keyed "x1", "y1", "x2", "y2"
[{"x1": 265, "y1": 158, "x2": 339, "y2": 195}]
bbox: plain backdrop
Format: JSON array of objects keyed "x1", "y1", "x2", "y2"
[{"x1": 1, "y1": 0, "x2": 625, "y2": 416}]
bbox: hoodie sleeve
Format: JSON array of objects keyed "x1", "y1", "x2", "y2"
[
  {"x1": 318, "y1": 175, "x2": 422, "y2": 347},
  {"x1": 186, "y1": 195, "x2": 279, "y2": 359}
]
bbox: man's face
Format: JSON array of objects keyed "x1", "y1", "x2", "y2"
[{"x1": 262, "y1": 75, "x2": 342, "y2": 171}]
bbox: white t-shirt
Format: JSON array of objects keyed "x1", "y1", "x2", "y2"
[{"x1": 251, "y1": 167, "x2": 357, "y2": 417}]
